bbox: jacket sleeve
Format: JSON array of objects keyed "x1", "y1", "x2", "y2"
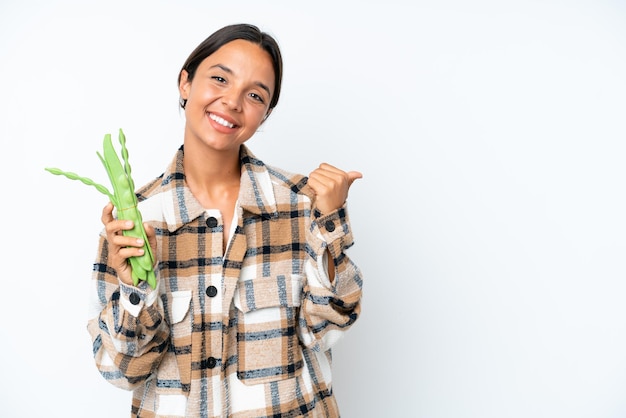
[
  {"x1": 86, "y1": 232, "x2": 170, "y2": 391},
  {"x1": 299, "y1": 203, "x2": 363, "y2": 352}
]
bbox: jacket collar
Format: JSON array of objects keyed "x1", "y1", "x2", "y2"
[{"x1": 160, "y1": 145, "x2": 278, "y2": 232}]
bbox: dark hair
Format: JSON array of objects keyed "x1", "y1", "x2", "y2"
[{"x1": 178, "y1": 23, "x2": 283, "y2": 112}]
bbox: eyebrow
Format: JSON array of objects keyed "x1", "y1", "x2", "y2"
[{"x1": 211, "y1": 63, "x2": 272, "y2": 97}]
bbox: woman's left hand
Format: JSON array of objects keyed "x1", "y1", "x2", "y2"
[{"x1": 307, "y1": 163, "x2": 362, "y2": 215}]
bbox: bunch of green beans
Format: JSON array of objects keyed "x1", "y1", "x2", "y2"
[{"x1": 45, "y1": 129, "x2": 156, "y2": 289}]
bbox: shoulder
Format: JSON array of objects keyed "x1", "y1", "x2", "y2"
[
  {"x1": 133, "y1": 147, "x2": 181, "y2": 223},
  {"x1": 242, "y1": 146, "x2": 312, "y2": 199},
  {"x1": 135, "y1": 146, "x2": 182, "y2": 202},
  {"x1": 135, "y1": 174, "x2": 166, "y2": 202},
  {"x1": 264, "y1": 163, "x2": 317, "y2": 204}
]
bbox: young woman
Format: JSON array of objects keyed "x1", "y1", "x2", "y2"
[{"x1": 87, "y1": 23, "x2": 363, "y2": 417}]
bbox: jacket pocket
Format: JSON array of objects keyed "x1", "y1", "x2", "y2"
[
  {"x1": 233, "y1": 274, "x2": 304, "y2": 385},
  {"x1": 168, "y1": 290, "x2": 192, "y2": 324},
  {"x1": 160, "y1": 290, "x2": 193, "y2": 394}
]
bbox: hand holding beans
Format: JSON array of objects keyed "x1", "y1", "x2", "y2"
[
  {"x1": 46, "y1": 129, "x2": 157, "y2": 288},
  {"x1": 102, "y1": 202, "x2": 157, "y2": 286}
]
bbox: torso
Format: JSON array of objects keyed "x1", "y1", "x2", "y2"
[{"x1": 196, "y1": 191, "x2": 238, "y2": 252}]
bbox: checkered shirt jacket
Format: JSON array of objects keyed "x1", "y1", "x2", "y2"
[{"x1": 87, "y1": 145, "x2": 363, "y2": 417}]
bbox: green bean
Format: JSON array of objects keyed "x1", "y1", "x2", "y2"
[
  {"x1": 45, "y1": 129, "x2": 156, "y2": 288},
  {"x1": 44, "y1": 168, "x2": 115, "y2": 202}
]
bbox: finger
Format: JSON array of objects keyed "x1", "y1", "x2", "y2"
[
  {"x1": 105, "y1": 218, "x2": 135, "y2": 237},
  {"x1": 118, "y1": 245, "x2": 146, "y2": 259},
  {"x1": 308, "y1": 168, "x2": 336, "y2": 184},
  {"x1": 317, "y1": 162, "x2": 341, "y2": 172},
  {"x1": 306, "y1": 172, "x2": 334, "y2": 195},
  {"x1": 347, "y1": 171, "x2": 363, "y2": 186},
  {"x1": 316, "y1": 163, "x2": 354, "y2": 179},
  {"x1": 112, "y1": 233, "x2": 146, "y2": 250},
  {"x1": 314, "y1": 164, "x2": 362, "y2": 181},
  {"x1": 310, "y1": 167, "x2": 362, "y2": 191},
  {"x1": 101, "y1": 202, "x2": 115, "y2": 225},
  {"x1": 310, "y1": 164, "x2": 350, "y2": 184},
  {"x1": 102, "y1": 203, "x2": 136, "y2": 241}
]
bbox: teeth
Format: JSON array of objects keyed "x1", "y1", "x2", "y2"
[{"x1": 209, "y1": 113, "x2": 234, "y2": 128}]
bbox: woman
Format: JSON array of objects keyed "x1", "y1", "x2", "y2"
[{"x1": 87, "y1": 23, "x2": 363, "y2": 417}]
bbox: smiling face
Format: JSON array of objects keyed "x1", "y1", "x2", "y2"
[{"x1": 179, "y1": 39, "x2": 276, "y2": 153}]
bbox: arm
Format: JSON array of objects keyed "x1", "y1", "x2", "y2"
[
  {"x1": 298, "y1": 164, "x2": 363, "y2": 352},
  {"x1": 86, "y1": 203, "x2": 170, "y2": 390}
]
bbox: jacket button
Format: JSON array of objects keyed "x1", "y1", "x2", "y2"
[
  {"x1": 324, "y1": 220, "x2": 336, "y2": 232},
  {"x1": 206, "y1": 285, "x2": 218, "y2": 297},
  {"x1": 207, "y1": 357, "x2": 217, "y2": 369},
  {"x1": 206, "y1": 217, "x2": 218, "y2": 228},
  {"x1": 129, "y1": 292, "x2": 141, "y2": 305}
]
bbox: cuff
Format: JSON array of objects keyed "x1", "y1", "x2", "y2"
[
  {"x1": 310, "y1": 204, "x2": 355, "y2": 255},
  {"x1": 119, "y1": 272, "x2": 159, "y2": 317}
]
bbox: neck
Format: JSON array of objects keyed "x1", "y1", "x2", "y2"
[{"x1": 183, "y1": 142, "x2": 242, "y2": 201}]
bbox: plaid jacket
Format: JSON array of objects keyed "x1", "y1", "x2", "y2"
[{"x1": 87, "y1": 145, "x2": 363, "y2": 417}]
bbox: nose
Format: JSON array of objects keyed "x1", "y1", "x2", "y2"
[{"x1": 221, "y1": 88, "x2": 243, "y2": 112}]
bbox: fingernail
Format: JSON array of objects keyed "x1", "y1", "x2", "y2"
[
  {"x1": 125, "y1": 220, "x2": 133, "y2": 228},
  {"x1": 138, "y1": 249, "x2": 144, "y2": 255},
  {"x1": 136, "y1": 239, "x2": 144, "y2": 245}
]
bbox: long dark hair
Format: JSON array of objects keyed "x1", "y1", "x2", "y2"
[{"x1": 178, "y1": 23, "x2": 283, "y2": 112}]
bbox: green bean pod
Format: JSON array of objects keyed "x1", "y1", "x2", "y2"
[
  {"x1": 45, "y1": 129, "x2": 156, "y2": 289},
  {"x1": 97, "y1": 131, "x2": 155, "y2": 287}
]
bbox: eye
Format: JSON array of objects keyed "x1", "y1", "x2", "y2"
[
  {"x1": 249, "y1": 92, "x2": 265, "y2": 103},
  {"x1": 211, "y1": 76, "x2": 226, "y2": 83}
]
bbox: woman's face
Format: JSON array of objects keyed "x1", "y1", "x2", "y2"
[{"x1": 179, "y1": 39, "x2": 275, "y2": 153}]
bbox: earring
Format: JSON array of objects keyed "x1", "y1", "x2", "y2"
[{"x1": 179, "y1": 97, "x2": 187, "y2": 109}]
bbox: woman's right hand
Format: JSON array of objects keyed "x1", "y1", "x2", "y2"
[{"x1": 101, "y1": 202, "x2": 157, "y2": 286}]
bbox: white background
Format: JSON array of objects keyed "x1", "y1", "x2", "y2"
[{"x1": 2, "y1": 0, "x2": 626, "y2": 417}]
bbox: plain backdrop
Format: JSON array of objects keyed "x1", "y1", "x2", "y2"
[{"x1": 2, "y1": 0, "x2": 626, "y2": 417}]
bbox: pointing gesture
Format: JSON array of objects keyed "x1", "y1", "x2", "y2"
[{"x1": 307, "y1": 163, "x2": 362, "y2": 215}]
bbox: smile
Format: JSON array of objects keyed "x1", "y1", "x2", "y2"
[{"x1": 209, "y1": 113, "x2": 235, "y2": 128}]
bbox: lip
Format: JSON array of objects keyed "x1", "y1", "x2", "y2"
[{"x1": 207, "y1": 111, "x2": 239, "y2": 132}]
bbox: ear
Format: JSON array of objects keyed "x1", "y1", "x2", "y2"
[{"x1": 179, "y1": 69, "x2": 190, "y2": 100}]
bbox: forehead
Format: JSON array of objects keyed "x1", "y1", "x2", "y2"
[{"x1": 203, "y1": 39, "x2": 275, "y2": 81}]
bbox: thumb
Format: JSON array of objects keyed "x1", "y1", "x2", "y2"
[{"x1": 347, "y1": 171, "x2": 363, "y2": 186}]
